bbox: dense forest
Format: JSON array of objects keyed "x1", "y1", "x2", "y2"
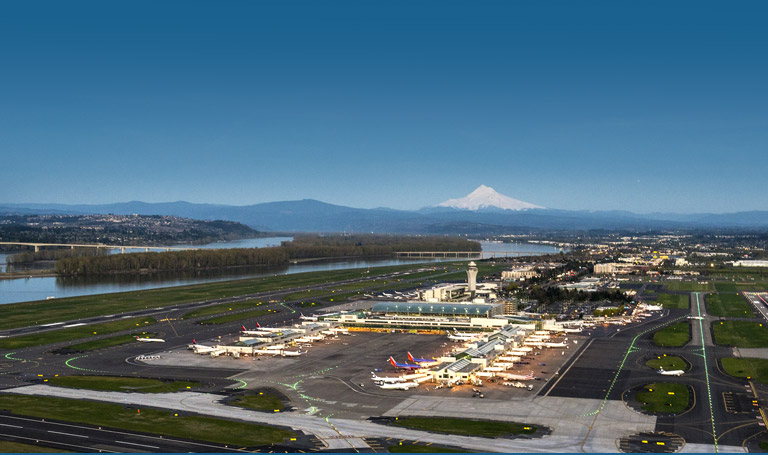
[{"x1": 53, "y1": 235, "x2": 481, "y2": 275}]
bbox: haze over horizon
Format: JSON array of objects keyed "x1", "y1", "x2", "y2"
[{"x1": 2, "y1": 1, "x2": 767, "y2": 214}]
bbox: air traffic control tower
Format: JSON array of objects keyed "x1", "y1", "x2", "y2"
[{"x1": 467, "y1": 261, "x2": 478, "y2": 293}]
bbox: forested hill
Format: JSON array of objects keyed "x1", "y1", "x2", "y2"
[{"x1": 0, "y1": 214, "x2": 259, "y2": 247}]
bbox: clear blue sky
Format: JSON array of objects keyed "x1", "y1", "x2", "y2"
[{"x1": 1, "y1": 1, "x2": 766, "y2": 213}]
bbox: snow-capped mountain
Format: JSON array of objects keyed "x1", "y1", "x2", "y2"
[{"x1": 436, "y1": 185, "x2": 544, "y2": 211}]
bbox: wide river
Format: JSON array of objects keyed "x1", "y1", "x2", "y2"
[{"x1": 0, "y1": 239, "x2": 562, "y2": 305}]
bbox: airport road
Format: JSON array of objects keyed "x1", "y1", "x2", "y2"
[{"x1": 0, "y1": 413, "x2": 248, "y2": 453}]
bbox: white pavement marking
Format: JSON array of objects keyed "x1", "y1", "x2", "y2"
[
  {"x1": 48, "y1": 430, "x2": 89, "y2": 438},
  {"x1": 0, "y1": 423, "x2": 22, "y2": 428},
  {"x1": 116, "y1": 440, "x2": 160, "y2": 449}
]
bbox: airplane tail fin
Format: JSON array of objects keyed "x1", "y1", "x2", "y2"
[
  {"x1": 192, "y1": 339, "x2": 196, "y2": 344},
  {"x1": 389, "y1": 357, "x2": 397, "y2": 367},
  {"x1": 256, "y1": 322, "x2": 261, "y2": 328},
  {"x1": 241, "y1": 325, "x2": 246, "y2": 331},
  {"x1": 407, "y1": 352, "x2": 415, "y2": 362}
]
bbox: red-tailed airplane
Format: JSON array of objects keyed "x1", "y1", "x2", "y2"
[
  {"x1": 407, "y1": 352, "x2": 439, "y2": 367},
  {"x1": 389, "y1": 356, "x2": 422, "y2": 370}
]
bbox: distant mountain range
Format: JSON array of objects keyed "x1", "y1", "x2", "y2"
[{"x1": 3, "y1": 186, "x2": 768, "y2": 233}]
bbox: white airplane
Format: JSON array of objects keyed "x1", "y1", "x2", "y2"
[
  {"x1": 641, "y1": 304, "x2": 663, "y2": 311},
  {"x1": 498, "y1": 371, "x2": 535, "y2": 381},
  {"x1": 371, "y1": 372, "x2": 406, "y2": 383},
  {"x1": 446, "y1": 330, "x2": 482, "y2": 342},
  {"x1": 240, "y1": 325, "x2": 273, "y2": 336},
  {"x1": 658, "y1": 367, "x2": 685, "y2": 376},
  {"x1": 188, "y1": 339, "x2": 225, "y2": 355},
  {"x1": 377, "y1": 381, "x2": 419, "y2": 390},
  {"x1": 544, "y1": 341, "x2": 569, "y2": 348},
  {"x1": 299, "y1": 313, "x2": 318, "y2": 321},
  {"x1": 248, "y1": 323, "x2": 285, "y2": 333},
  {"x1": 135, "y1": 336, "x2": 165, "y2": 343},
  {"x1": 280, "y1": 349, "x2": 303, "y2": 357}
]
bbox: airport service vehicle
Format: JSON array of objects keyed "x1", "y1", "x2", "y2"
[
  {"x1": 135, "y1": 336, "x2": 165, "y2": 343},
  {"x1": 407, "y1": 352, "x2": 439, "y2": 367},
  {"x1": 377, "y1": 381, "x2": 419, "y2": 390},
  {"x1": 498, "y1": 370, "x2": 535, "y2": 381},
  {"x1": 371, "y1": 372, "x2": 406, "y2": 383},
  {"x1": 503, "y1": 381, "x2": 534, "y2": 390},
  {"x1": 389, "y1": 356, "x2": 422, "y2": 370},
  {"x1": 658, "y1": 367, "x2": 685, "y2": 376}
]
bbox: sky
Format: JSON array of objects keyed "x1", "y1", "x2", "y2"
[{"x1": 1, "y1": 1, "x2": 767, "y2": 214}]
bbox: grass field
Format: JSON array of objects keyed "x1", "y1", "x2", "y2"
[
  {"x1": 0, "y1": 441, "x2": 70, "y2": 453},
  {"x1": 182, "y1": 299, "x2": 265, "y2": 319},
  {"x1": 652, "y1": 323, "x2": 690, "y2": 347},
  {"x1": 65, "y1": 333, "x2": 158, "y2": 352},
  {"x1": 389, "y1": 417, "x2": 536, "y2": 438},
  {"x1": 713, "y1": 321, "x2": 768, "y2": 348},
  {"x1": 656, "y1": 293, "x2": 689, "y2": 309},
  {"x1": 0, "y1": 263, "x2": 446, "y2": 331},
  {"x1": 200, "y1": 309, "x2": 272, "y2": 325},
  {"x1": 705, "y1": 293, "x2": 754, "y2": 317},
  {"x1": 646, "y1": 355, "x2": 687, "y2": 371},
  {"x1": 47, "y1": 375, "x2": 199, "y2": 393},
  {"x1": 635, "y1": 382, "x2": 689, "y2": 413},
  {"x1": 721, "y1": 357, "x2": 768, "y2": 384},
  {"x1": 665, "y1": 282, "x2": 713, "y2": 292},
  {"x1": 715, "y1": 282, "x2": 767, "y2": 293},
  {"x1": 389, "y1": 444, "x2": 470, "y2": 453},
  {"x1": 228, "y1": 391, "x2": 285, "y2": 412},
  {"x1": 0, "y1": 317, "x2": 157, "y2": 350},
  {"x1": 0, "y1": 395, "x2": 295, "y2": 447}
]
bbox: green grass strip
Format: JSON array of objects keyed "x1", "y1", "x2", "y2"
[
  {"x1": 721, "y1": 357, "x2": 768, "y2": 384},
  {"x1": 713, "y1": 320, "x2": 768, "y2": 348},
  {"x1": 228, "y1": 392, "x2": 285, "y2": 412},
  {"x1": 47, "y1": 375, "x2": 199, "y2": 393},
  {"x1": 389, "y1": 417, "x2": 535, "y2": 438},
  {"x1": 656, "y1": 293, "x2": 689, "y2": 309},
  {"x1": 0, "y1": 395, "x2": 295, "y2": 447},
  {"x1": 635, "y1": 382, "x2": 689, "y2": 413},
  {"x1": 200, "y1": 309, "x2": 272, "y2": 325},
  {"x1": 182, "y1": 299, "x2": 266, "y2": 319},
  {"x1": 0, "y1": 317, "x2": 157, "y2": 350},
  {"x1": 0, "y1": 441, "x2": 70, "y2": 453},
  {"x1": 704, "y1": 293, "x2": 754, "y2": 317},
  {"x1": 652, "y1": 322, "x2": 691, "y2": 347}
]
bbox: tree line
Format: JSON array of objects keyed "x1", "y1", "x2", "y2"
[{"x1": 53, "y1": 235, "x2": 482, "y2": 275}]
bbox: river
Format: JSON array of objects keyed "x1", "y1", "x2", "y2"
[{"x1": 0, "y1": 239, "x2": 562, "y2": 305}]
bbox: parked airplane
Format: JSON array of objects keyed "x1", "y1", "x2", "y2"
[
  {"x1": 446, "y1": 330, "x2": 482, "y2": 342},
  {"x1": 377, "y1": 381, "x2": 419, "y2": 390},
  {"x1": 407, "y1": 352, "x2": 439, "y2": 367},
  {"x1": 241, "y1": 325, "x2": 273, "y2": 336},
  {"x1": 280, "y1": 349, "x2": 303, "y2": 357},
  {"x1": 188, "y1": 339, "x2": 224, "y2": 355},
  {"x1": 299, "y1": 313, "x2": 318, "y2": 321},
  {"x1": 658, "y1": 367, "x2": 685, "y2": 376},
  {"x1": 389, "y1": 356, "x2": 422, "y2": 370},
  {"x1": 498, "y1": 370, "x2": 535, "y2": 381},
  {"x1": 135, "y1": 336, "x2": 165, "y2": 343},
  {"x1": 371, "y1": 372, "x2": 406, "y2": 383},
  {"x1": 544, "y1": 341, "x2": 569, "y2": 348}
]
